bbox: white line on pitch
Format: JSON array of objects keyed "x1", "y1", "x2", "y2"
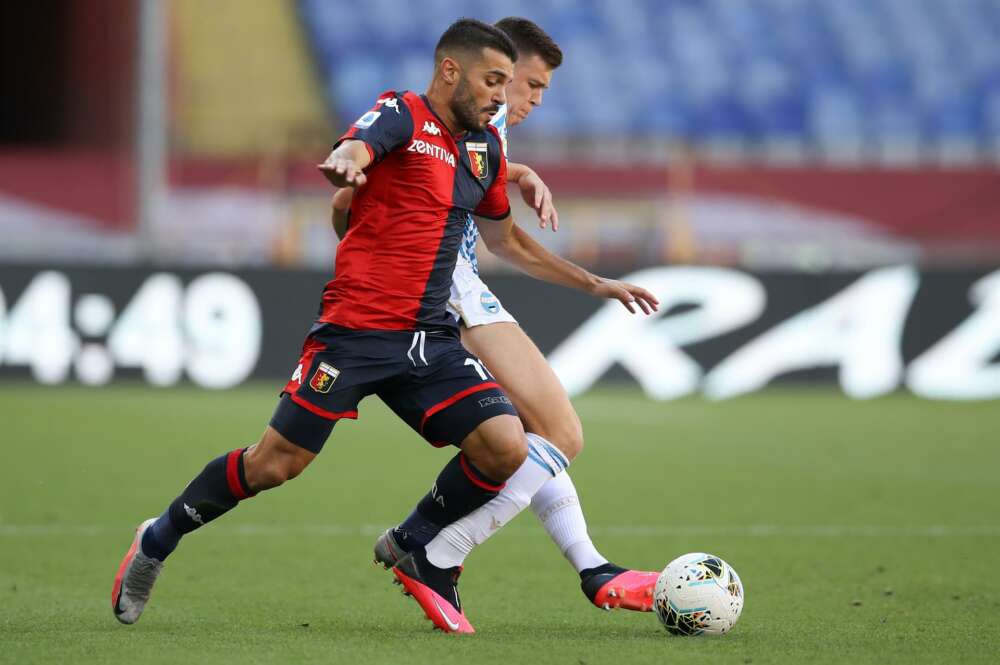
[{"x1": 1, "y1": 524, "x2": 998, "y2": 537}]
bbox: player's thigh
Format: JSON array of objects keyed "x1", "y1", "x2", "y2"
[
  {"x1": 273, "y1": 325, "x2": 396, "y2": 454},
  {"x1": 461, "y1": 322, "x2": 583, "y2": 459},
  {"x1": 377, "y1": 342, "x2": 525, "y2": 480}
]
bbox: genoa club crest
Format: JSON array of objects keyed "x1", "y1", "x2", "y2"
[
  {"x1": 466, "y1": 142, "x2": 488, "y2": 179},
  {"x1": 309, "y1": 362, "x2": 340, "y2": 393}
]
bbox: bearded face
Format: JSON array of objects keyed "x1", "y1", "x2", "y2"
[
  {"x1": 450, "y1": 74, "x2": 499, "y2": 132},
  {"x1": 450, "y1": 76, "x2": 482, "y2": 131}
]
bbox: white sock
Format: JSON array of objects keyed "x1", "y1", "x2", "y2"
[
  {"x1": 424, "y1": 433, "x2": 568, "y2": 569},
  {"x1": 531, "y1": 471, "x2": 608, "y2": 573}
]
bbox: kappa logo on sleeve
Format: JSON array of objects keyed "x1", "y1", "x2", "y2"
[
  {"x1": 309, "y1": 362, "x2": 341, "y2": 393},
  {"x1": 377, "y1": 97, "x2": 401, "y2": 114},
  {"x1": 354, "y1": 111, "x2": 381, "y2": 128}
]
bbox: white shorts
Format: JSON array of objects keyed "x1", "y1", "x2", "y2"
[{"x1": 447, "y1": 258, "x2": 518, "y2": 328}]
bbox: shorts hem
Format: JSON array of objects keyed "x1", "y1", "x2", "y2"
[
  {"x1": 290, "y1": 394, "x2": 359, "y2": 421},
  {"x1": 420, "y1": 381, "x2": 501, "y2": 432}
]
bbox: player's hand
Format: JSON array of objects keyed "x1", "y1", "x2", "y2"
[
  {"x1": 590, "y1": 278, "x2": 659, "y2": 315},
  {"x1": 318, "y1": 152, "x2": 367, "y2": 188},
  {"x1": 517, "y1": 169, "x2": 559, "y2": 232}
]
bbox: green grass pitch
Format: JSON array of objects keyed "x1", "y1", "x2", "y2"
[{"x1": 1, "y1": 383, "x2": 998, "y2": 664}]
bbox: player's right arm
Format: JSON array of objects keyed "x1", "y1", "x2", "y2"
[
  {"x1": 506, "y1": 161, "x2": 558, "y2": 231},
  {"x1": 318, "y1": 91, "x2": 414, "y2": 191},
  {"x1": 318, "y1": 141, "x2": 371, "y2": 189}
]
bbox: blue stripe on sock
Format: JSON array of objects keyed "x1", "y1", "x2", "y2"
[
  {"x1": 541, "y1": 442, "x2": 568, "y2": 472},
  {"x1": 526, "y1": 447, "x2": 557, "y2": 476}
]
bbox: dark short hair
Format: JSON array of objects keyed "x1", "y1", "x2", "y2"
[
  {"x1": 495, "y1": 17, "x2": 563, "y2": 69},
  {"x1": 435, "y1": 18, "x2": 518, "y2": 65}
]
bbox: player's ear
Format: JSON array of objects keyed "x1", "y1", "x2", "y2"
[{"x1": 439, "y1": 55, "x2": 461, "y2": 85}]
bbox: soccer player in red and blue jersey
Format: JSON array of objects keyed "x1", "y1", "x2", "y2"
[
  {"x1": 331, "y1": 19, "x2": 661, "y2": 632},
  {"x1": 112, "y1": 20, "x2": 532, "y2": 632},
  {"x1": 368, "y1": 18, "x2": 663, "y2": 627}
]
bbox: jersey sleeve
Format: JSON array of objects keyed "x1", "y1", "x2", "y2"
[
  {"x1": 473, "y1": 126, "x2": 511, "y2": 220},
  {"x1": 335, "y1": 91, "x2": 414, "y2": 165}
]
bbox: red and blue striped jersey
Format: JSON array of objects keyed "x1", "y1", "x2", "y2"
[{"x1": 321, "y1": 90, "x2": 510, "y2": 331}]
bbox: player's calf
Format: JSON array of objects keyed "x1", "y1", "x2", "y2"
[
  {"x1": 379, "y1": 433, "x2": 569, "y2": 571},
  {"x1": 376, "y1": 416, "x2": 526, "y2": 563},
  {"x1": 139, "y1": 445, "x2": 260, "y2": 563},
  {"x1": 136, "y1": 429, "x2": 315, "y2": 563},
  {"x1": 114, "y1": 427, "x2": 319, "y2": 623}
]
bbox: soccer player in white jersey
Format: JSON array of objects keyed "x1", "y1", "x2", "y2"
[{"x1": 332, "y1": 17, "x2": 660, "y2": 629}]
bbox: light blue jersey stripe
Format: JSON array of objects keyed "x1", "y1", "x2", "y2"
[
  {"x1": 458, "y1": 104, "x2": 509, "y2": 272},
  {"x1": 492, "y1": 106, "x2": 509, "y2": 155}
]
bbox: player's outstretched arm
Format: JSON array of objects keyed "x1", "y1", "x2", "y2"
[
  {"x1": 318, "y1": 139, "x2": 372, "y2": 189},
  {"x1": 507, "y1": 161, "x2": 558, "y2": 231},
  {"x1": 331, "y1": 187, "x2": 355, "y2": 239},
  {"x1": 476, "y1": 214, "x2": 658, "y2": 314}
]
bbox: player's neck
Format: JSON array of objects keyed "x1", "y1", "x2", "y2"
[{"x1": 423, "y1": 86, "x2": 463, "y2": 137}]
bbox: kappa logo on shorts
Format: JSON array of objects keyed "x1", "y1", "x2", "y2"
[
  {"x1": 480, "y1": 291, "x2": 500, "y2": 314},
  {"x1": 309, "y1": 362, "x2": 340, "y2": 394},
  {"x1": 477, "y1": 395, "x2": 512, "y2": 408}
]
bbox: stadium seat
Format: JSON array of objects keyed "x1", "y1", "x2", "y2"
[{"x1": 296, "y1": 0, "x2": 1000, "y2": 159}]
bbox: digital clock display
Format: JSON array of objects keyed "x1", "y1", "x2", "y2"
[{"x1": 0, "y1": 270, "x2": 262, "y2": 389}]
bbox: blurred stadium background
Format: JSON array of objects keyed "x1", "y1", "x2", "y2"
[
  {"x1": 1, "y1": 0, "x2": 999, "y2": 398},
  {"x1": 3, "y1": 3, "x2": 1000, "y2": 663}
]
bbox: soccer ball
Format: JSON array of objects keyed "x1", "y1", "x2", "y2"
[{"x1": 653, "y1": 552, "x2": 744, "y2": 636}]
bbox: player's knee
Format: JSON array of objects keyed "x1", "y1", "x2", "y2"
[
  {"x1": 492, "y1": 432, "x2": 529, "y2": 480},
  {"x1": 530, "y1": 414, "x2": 584, "y2": 462},
  {"x1": 474, "y1": 432, "x2": 527, "y2": 481},
  {"x1": 463, "y1": 415, "x2": 529, "y2": 481},
  {"x1": 497, "y1": 436, "x2": 528, "y2": 480},
  {"x1": 549, "y1": 417, "x2": 584, "y2": 461}
]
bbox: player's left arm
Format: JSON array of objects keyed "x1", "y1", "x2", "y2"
[
  {"x1": 506, "y1": 161, "x2": 558, "y2": 231},
  {"x1": 477, "y1": 215, "x2": 658, "y2": 315},
  {"x1": 331, "y1": 187, "x2": 355, "y2": 239},
  {"x1": 470, "y1": 130, "x2": 655, "y2": 314}
]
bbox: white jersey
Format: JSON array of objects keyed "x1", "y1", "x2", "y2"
[{"x1": 457, "y1": 104, "x2": 508, "y2": 273}]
